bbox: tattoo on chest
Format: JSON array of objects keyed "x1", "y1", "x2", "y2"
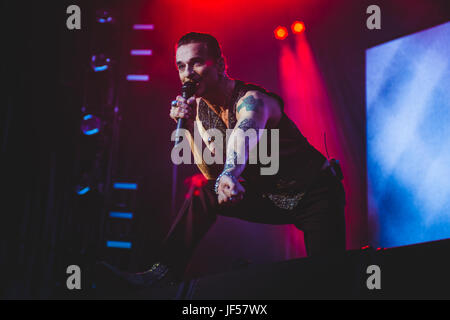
[{"x1": 237, "y1": 96, "x2": 263, "y2": 113}]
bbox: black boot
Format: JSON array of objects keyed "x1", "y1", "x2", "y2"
[{"x1": 95, "y1": 261, "x2": 177, "y2": 297}]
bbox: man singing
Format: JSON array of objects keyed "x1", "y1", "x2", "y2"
[{"x1": 99, "y1": 32, "x2": 345, "y2": 290}]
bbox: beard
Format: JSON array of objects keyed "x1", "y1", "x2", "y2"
[{"x1": 196, "y1": 74, "x2": 223, "y2": 98}]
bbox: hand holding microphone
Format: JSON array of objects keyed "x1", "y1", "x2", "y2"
[
  {"x1": 170, "y1": 81, "x2": 198, "y2": 145},
  {"x1": 169, "y1": 95, "x2": 197, "y2": 124}
]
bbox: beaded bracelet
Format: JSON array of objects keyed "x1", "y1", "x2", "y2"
[{"x1": 214, "y1": 171, "x2": 238, "y2": 194}]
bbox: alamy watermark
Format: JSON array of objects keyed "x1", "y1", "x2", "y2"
[
  {"x1": 66, "y1": 265, "x2": 81, "y2": 290},
  {"x1": 366, "y1": 5, "x2": 381, "y2": 30},
  {"x1": 67, "y1": 5, "x2": 381, "y2": 31},
  {"x1": 366, "y1": 265, "x2": 381, "y2": 290},
  {"x1": 171, "y1": 124, "x2": 280, "y2": 176},
  {"x1": 66, "y1": 5, "x2": 81, "y2": 30}
]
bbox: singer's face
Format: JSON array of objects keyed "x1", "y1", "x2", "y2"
[{"x1": 176, "y1": 42, "x2": 221, "y2": 96}]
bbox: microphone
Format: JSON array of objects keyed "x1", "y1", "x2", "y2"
[{"x1": 174, "y1": 81, "x2": 198, "y2": 146}]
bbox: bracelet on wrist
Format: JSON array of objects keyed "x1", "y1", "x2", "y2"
[{"x1": 214, "y1": 171, "x2": 238, "y2": 194}]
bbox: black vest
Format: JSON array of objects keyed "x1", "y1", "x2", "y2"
[{"x1": 197, "y1": 80, "x2": 326, "y2": 194}]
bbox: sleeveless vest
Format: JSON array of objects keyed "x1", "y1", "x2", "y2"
[{"x1": 196, "y1": 80, "x2": 327, "y2": 209}]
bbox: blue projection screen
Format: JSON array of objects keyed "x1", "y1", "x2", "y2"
[{"x1": 367, "y1": 22, "x2": 450, "y2": 248}]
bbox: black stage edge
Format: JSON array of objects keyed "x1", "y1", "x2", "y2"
[{"x1": 79, "y1": 238, "x2": 450, "y2": 300}]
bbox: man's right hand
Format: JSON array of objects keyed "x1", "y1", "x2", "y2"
[{"x1": 169, "y1": 95, "x2": 197, "y2": 126}]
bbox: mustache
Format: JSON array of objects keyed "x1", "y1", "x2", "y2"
[{"x1": 185, "y1": 77, "x2": 201, "y2": 84}]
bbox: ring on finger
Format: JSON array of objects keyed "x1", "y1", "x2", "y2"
[{"x1": 171, "y1": 100, "x2": 178, "y2": 107}]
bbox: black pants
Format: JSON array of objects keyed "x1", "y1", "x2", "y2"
[{"x1": 160, "y1": 169, "x2": 346, "y2": 276}]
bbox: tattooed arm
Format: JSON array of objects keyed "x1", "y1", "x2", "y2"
[{"x1": 217, "y1": 91, "x2": 281, "y2": 204}]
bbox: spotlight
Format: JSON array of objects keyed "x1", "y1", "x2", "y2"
[
  {"x1": 126, "y1": 74, "x2": 150, "y2": 82},
  {"x1": 76, "y1": 185, "x2": 91, "y2": 195},
  {"x1": 274, "y1": 26, "x2": 288, "y2": 40},
  {"x1": 113, "y1": 182, "x2": 138, "y2": 190},
  {"x1": 291, "y1": 21, "x2": 305, "y2": 34},
  {"x1": 132, "y1": 24, "x2": 154, "y2": 30},
  {"x1": 75, "y1": 173, "x2": 92, "y2": 195},
  {"x1": 90, "y1": 54, "x2": 111, "y2": 72},
  {"x1": 130, "y1": 49, "x2": 153, "y2": 56},
  {"x1": 81, "y1": 114, "x2": 101, "y2": 136},
  {"x1": 96, "y1": 9, "x2": 114, "y2": 24},
  {"x1": 106, "y1": 241, "x2": 132, "y2": 249}
]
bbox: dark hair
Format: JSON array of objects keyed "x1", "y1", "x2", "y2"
[{"x1": 176, "y1": 32, "x2": 222, "y2": 60}]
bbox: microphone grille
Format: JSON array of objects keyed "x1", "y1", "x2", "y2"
[{"x1": 182, "y1": 81, "x2": 198, "y2": 98}]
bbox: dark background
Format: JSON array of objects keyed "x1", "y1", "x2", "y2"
[{"x1": 1, "y1": 0, "x2": 448, "y2": 298}]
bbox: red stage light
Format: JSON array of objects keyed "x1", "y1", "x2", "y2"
[
  {"x1": 291, "y1": 21, "x2": 305, "y2": 34},
  {"x1": 274, "y1": 26, "x2": 288, "y2": 40},
  {"x1": 184, "y1": 173, "x2": 207, "y2": 188}
]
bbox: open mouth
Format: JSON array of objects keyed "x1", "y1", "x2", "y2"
[
  {"x1": 182, "y1": 80, "x2": 200, "y2": 97},
  {"x1": 189, "y1": 79, "x2": 201, "y2": 93},
  {"x1": 185, "y1": 78, "x2": 200, "y2": 85}
]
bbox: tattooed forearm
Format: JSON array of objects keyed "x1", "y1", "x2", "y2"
[
  {"x1": 237, "y1": 118, "x2": 259, "y2": 132},
  {"x1": 224, "y1": 117, "x2": 263, "y2": 175},
  {"x1": 223, "y1": 95, "x2": 266, "y2": 177},
  {"x1": 237, "y1": 95, "x2": 264, "y2": 113},
  {"x1": 224, "y1": 151, "x2": 238, "y2": 172}
]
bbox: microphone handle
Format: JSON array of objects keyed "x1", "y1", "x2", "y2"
[
  {"x1": 174, "y1": 118, "x2": 184, "y2": 146},
  {"x1": 174, "y1": 91, "x2": 193, "y2": 146}
]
